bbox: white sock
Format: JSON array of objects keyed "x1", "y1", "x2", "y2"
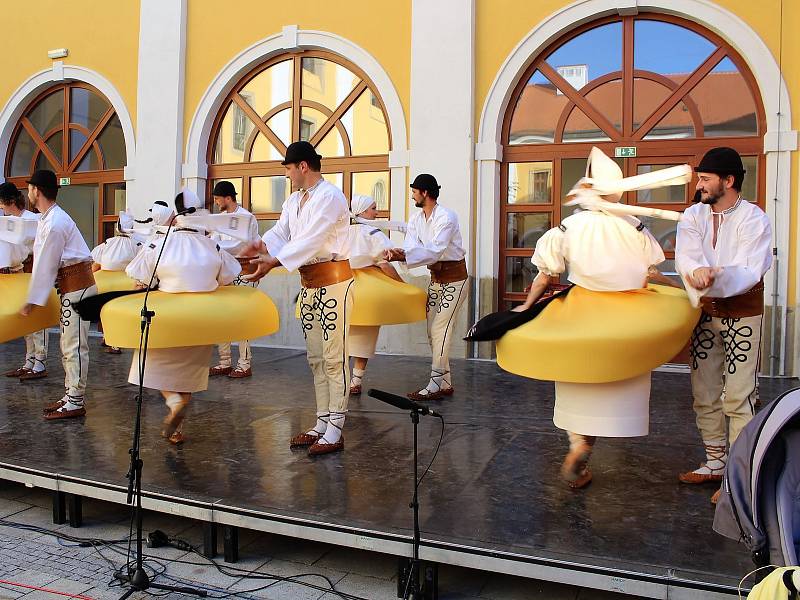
[
  {"x1": 32, "y1": 358, "x2": 46, "y2": 373},
  {"x1": 350, "y1": 368, "x2": 365, "y2": 388},
  {"x1": 320, "y1": 412, "x2": 345, "y2": 445},
  {"x1": 422, "y1": 369, "x2": 450, "y2": 394},
  {"x1": 693, "y1": 441, "x2": 727, "y2": 474},
  {"x1": 23, "y1": 357, "x2": 34, "y2": 370},
  {"x1": 164, "y1": 393, "x2": 184, "y2": 411},
  {"x1": 59, "y1": 395, "x2": 84, "y2": 411},
  {"x1": 307, "y1": 413, "x2": 329, "y2": 436}
]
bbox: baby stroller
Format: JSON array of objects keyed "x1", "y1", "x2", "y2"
[{"x1": 714, "y1": 387, "x2": 800, "y2": 581}]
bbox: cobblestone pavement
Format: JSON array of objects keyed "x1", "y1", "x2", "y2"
[{"x1": 0, "y1": 481, "x2": 644, "y2": 600}]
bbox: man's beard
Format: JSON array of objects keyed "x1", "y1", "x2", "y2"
[
  {"x1": 700, "y1": 182, "x2": 725, "y2": 205},
  {"x1": 414, "y1": 200, "x2": 424, "y2": 208}
]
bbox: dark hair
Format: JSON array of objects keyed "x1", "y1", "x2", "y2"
[
  {"x1": 37, "y1": 185, "x2": 58, "y2": 201},
  {"x1": 0, "y1": 190, "x2": 25, "y2": 211},
  {"x1": 174, "y1": 192, "x2": 185, "y2": 213},
  {"x1": 303, "y1": 156, "x2": 321, "y2": 172},
  {"x1": 426, "y1": 187, "x2": 440, "y2": 200}
]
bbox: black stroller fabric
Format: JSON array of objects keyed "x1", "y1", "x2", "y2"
[
  {"x1": 72, "y1": 289, "x2": 146, "y2": 323},
  {"x1": 714, "y1": 388, "x2": 800, "y2": 568}
]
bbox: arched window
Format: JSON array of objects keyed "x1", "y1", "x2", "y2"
[
  {"x1": 4, "y1": 83, "x2": 127, "y2": 246},
  {"x1": 500, "y1": 14, "x2": 765, "y2": 307},
  {"x1": 208, "y1": 51, "x2": 392, "y2": 233}
]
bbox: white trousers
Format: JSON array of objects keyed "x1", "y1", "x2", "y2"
[
  {"x1": 24, "y1": 329, "x2": 48, "y2": 369},
  {"x1": 426, "y1": 278, "x2": 468, "y2": 387},
  {"x1": 216, "y1": 276, "x2": 255, "y2": 370},
  {"x1": 299, "y1": 278, "x2": 354, "y2": 415},
  {"x1": 60, "y1": 285, "x2": 97, "y2": 399},
  {"x1": 689, "y1": 312, "x2": 762, "y2": 446}
]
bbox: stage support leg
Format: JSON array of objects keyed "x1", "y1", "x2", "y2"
[
  {"x1": 67, "y1": 493, "x2": 82, "y2": 528},
  {"x1": 422, "y1": 561, "x2": 439, "y2": 600},
  {"x1": 223, "y1": 525, "x2": 238, "y2": 563},
  {"x1": 203, "y1": 522, "x2": 217, "y2": 558},
  {"x1": 52, "y1": 491, "x2": 66, "y2": 525}
]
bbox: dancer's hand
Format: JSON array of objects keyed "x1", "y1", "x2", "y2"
[
  {"x1": 689, "y1": 267, "x2": 719, "y2": 289},
  {"x1": 240, "y1": 240, "x2": 267, "y2": 257},
  {"x1": 383, "y1": 248, "x2": 405, "y2": 262},
  {"x1": 19, "y1": 303, "x2": 33, "y2": 316},
  {"x1": 244, "y1": 254, "x2": 279, "y2": 282}
]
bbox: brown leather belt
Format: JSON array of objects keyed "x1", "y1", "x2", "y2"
[
  {"x1": 428, "y1": 258, "x2": 468, "y2": 284},
  {"x1": 700, "y1": 280, "x2": 764, "y2": 318},
  {"x1": 299, "y1": 260, "x2": 353, "y2": 289},
  {"x1": 56, "y1": 261, "x2": 96, "y2": 294},
  {"x1": 0, "y1": 267, "x2": 11, "y2": 274},
  {"x1": 22, "y1": 256, "x2": 33, "y2": 273},
  {"x1": 236, "y1": 256, "x2": 259, "y2": 276}
]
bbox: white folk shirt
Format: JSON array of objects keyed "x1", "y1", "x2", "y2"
[
  {"x1": 348, "y1": 223, "x2": 393, "y2": 269},
  {"x1": 261, "y1": 179, "x2": 350, "y2": 273},
  {"x1": 676, "y1": 198, "x2": 772, "y2": 299},
  {"x1": 402, "y1": 204, "x2": 466, "y2": 269},
  {"x1": 210, "y1": 205, "x2": 259, "y2": 256},
  {"x1": 0, "y1": 210, "x2": 37, "y2": 271},
  {"x1": 91, "y1": 234, "x2": 142, "y2": 271},
  {"x1": 533, "y1": 209, "x2": 665, "y2": 292},
  {"x1": 28, "y1": 204, "x2": 92, "y2": 306},
  {"x1": 126, "y1": 230, "x2": 240, "y2": 293}
]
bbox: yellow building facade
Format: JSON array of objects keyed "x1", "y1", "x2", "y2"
[{"x1": 1, "y1": 0, "x2": 797, "y2": 373}]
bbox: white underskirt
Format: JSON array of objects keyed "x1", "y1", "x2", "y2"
[{"x1": 128, "y1": 345, "x2": 213, "y2": 393}]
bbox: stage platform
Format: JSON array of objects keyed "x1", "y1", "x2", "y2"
[{"x1": 0, "y1": 335, "x2": 795, "y2": 599}]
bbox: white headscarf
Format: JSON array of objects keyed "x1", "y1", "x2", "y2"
[
  {"x1": 181, "y1": 186, "x2": 204, "y2": 211},
  {"x1": 350, "y1": 194, "x2": 375, "y2": 218},
  {"x1": 149, "y1": 202, "x2": 174, "y2": 226}
]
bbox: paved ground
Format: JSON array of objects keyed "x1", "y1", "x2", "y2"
[{"x1": 0, "y1": 480, "x2": 642, "y2": 600}]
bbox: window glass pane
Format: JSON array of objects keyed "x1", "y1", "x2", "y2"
[
  {"x1": 341, "y1": 90, "x2": 389, "y2": 155},
  {"x1": 70, "y1": 129, "x2": 88, "y2": 163},
  {"x1": 352, "y1": 171, "x2": 390, "y2": 211},
  {"x1": 70, "y1": 87, "x2": 109, "y2": 132},
  {"x1": 57, "y1": 184, "x2": 99, "y2": 247},
  {"x1": 545, "y1": 22, "x2": 622, "y2": 92},
  {"x1": 258, "y1": 219, "x2": 278, "y2": 237},
  {"x1": 741, "y1": 156, "x2": 758, "y2": 203},
  {"x1": 266, "y1": 108, "x2": 291, "y2": 148},
  {"x1": 211, "y1": 178, "x2": 243, "y2": 213},
  {"x1": 46, "y1": 130, "x2": 63, "y2": 165},
  {"x1": 634, "y1": 20, "x2": 716, "y2": 78},
  {"x1": 633, "y1": 78, "x2": 671, "y2": 131},
  {"x1": 76, "y1": 149, "x2": 100, "y2": 172},
  {"x1": 103, "y1": 182, "x2": 126, "y2": 216},
  {"x1": 642, "y1": 101, "x2": 694, "y2": 140},
  {"x1": 301, "y1": 58, "x2": 359, "y2": 112},
  {"x1": 322, "y1": 173, "x2": 343, "y2": 190},
  {"x1": 102, "y1": 220, "x2": 115, "y2": 242},
  {"x1": 560, "y1": 157, "x2": 623, "y2": 201},
  {"x1": 250, "y1": 133, "x2": 282, "y2": 162},
  {"x1": 638, "y1": 216, "x2": 678, "y2": 252},
  {"x1": 28, "y1": 90, "x2": 63, "y2": 136},
  {"x1": 507, "y1": 162, "x2": 552, "y2": 204},
  {"x1": 97, "y1": 115, "x2": 126, "y2": 169},
  {"x1": 213, "y1": 102, "x2": 250, "y2": 164},
  {"x1": 563, "y1": 106, "x2": 612, "y2": 143},
  {"x1": 35, "y1": 151, "x2": 56, "y2": 171},
  {"x1": 505, "y1": 256, "x2": 536, "y2": 293},
  {"x1": 251, "y1": 176, "x2": 289, "y2": 214},
  {"x1": 10, "y1": 128, "x2": 36, "y2": 176},
  {"x1": 507, "y1": 213, "x2": 551, "y2": 248},
  {"x1": 689, "y1": 60, "x2": 758, "y2": 137},
  {"x1": 299, "y1": 106, "x2": 329, "y2": 142},
  {"x1": 635, "y1": 165, "x2": 687, "y2": 204},
  {"x1": 316, "y1": 126, "x2": 345, "y2": 158},
  {"x1": 584, "y1": 80, "x2": 622, "y2": 132},
  {"x1": 239, "y1": 60, "x2": 293, "y2": 119},
  {"x1": 508, "y1": 71, "x2": 564, "y2": 145}
]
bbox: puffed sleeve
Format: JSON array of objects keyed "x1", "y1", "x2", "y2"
[
  {"x1": 531, "y1": 227, "x2": 566, "y2": 276},
  {"x1": 90, "y1": 243, "x2": 105, "y2": 264},
  {"x1": 641, "y1": 226, "x2": 666, "y2": 266},
  {"x1": 125, "y1": 243, "x2": 159, "y2": 287},
  {"x1": 217, "y1": 248, "x2": 242, "y2": 286}
]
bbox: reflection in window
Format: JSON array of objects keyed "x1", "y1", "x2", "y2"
[
  {"x1": 642, "y1": 101, "x2": 695, "y2": 139},
  {"x1": 546, "y1": 22, "x2": 622, "y2": 91},
  {"x1": 507, "y1": 162, "x2": 552, "y2": 204},
  {"x1": 689, "y1": 60, "x2": 758, "y2": 137},
  {"x1": 232, "y1": 94, "x2": 252, "y2": 152},
  {"x1": 636, "y1": 165, "x2": 687, "y2": 204},
  {"x1": 507, "y1": 213, "x2": 551, "y2": 248},
  {"x1": 505, "y1": 256, "x2": 536, "y2": 293},
  {"x1": 508, "y1": 71, "x2": 563, "y2": 145},
  {"x1": 634, "y1": 20, "x2": 715, "y2": 76}
]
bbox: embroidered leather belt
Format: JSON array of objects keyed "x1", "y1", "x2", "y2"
[
  {"x1": 0, "y1": 267, "x2": 12, "y2": 274},
  {"x1": 428, "y1": 258, "x2": 468, "y2": 284},
  {"x1": 22, "y1": 256, "x2": 33, "y2": 273},
  {"x1": 299, "y1": 260, "x2": 353, "y2": 289},
  {"x1": 55, "y1": 261, "x2": 96, "y2": 294},
  {"x1": 700, "y1": 280, "x2": 764, "y2": 318},
  {"x1": 236, "y1": 256, "x2": 259, "y2": 276}
]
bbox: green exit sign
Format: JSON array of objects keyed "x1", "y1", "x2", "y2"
[
  {"x1": 59, "y1": 177, "x2": 71, "y2": 186},
  {"x1": 614, "y1": 146, "x2": 637, "y2": 158}
]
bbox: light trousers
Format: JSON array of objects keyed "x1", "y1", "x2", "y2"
[
  {"x1": 59, "y1": 285, "x2": 97, "y2": 399},
  {"x1": 299, "y1": 278, "x2": 354, "y2": 415},
  {"x1": 689, "y1": 312, "x2": 762, "y2": 446},
  {"x1": 24, "y1": 329, "x2": 48, "y2": 369},
  {"x1": 216, "y1": 276, "x2": 256, "y2": 370},
  {"x1": 426, "y1": 278, "x2": 468, "y2": 387}
]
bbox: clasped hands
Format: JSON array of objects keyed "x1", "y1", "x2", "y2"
[
  {"x1": 688, "y1": 266, "x2": 722, "y2": 290},
  {"x1": 382, "y1": 248, "x2": 405, "y2": 262},
  {"x1": 240, "y1": 240, "x2": 280, "y2": 282}
]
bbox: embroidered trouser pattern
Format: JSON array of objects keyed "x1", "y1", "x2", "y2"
[
  {"x1": 426, "y1": 278, "x2": 468, "y2": 389},
  {"x1": 299, "y1": 278, "x2": 354, "y2": 415},
  {"x1": 217, "y1": 277, "x2": 256, "y2": 370},
  {"x1": 59, "y1": 285, "x2": 97, "y2": 399},
  {"x1": 689, "y1": 312, "x2": 762, "y2": 445}
]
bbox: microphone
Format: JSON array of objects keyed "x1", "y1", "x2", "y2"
[
  {"x1": 368, "y1": 388, "x2": 442, "y2": 418},
  {"x1": 179, "y1": 206, "x2": 197, "y2": 215}
]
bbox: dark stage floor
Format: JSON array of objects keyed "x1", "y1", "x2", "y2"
[{"x1": 0, "y1": 334, "x2": 795, "y2": 598}]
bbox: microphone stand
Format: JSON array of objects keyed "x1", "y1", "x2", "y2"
[{"x1": 115, "y1": 209, "x2": 206, "y2": 599}]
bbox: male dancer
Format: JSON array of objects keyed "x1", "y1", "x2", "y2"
[
  {"x1": 208, "y1": 180, "x2": 260, "y2": 379},
  {"x1": 20, "y1": 170, "x2": 97, "y2": 419},
  {"x1": 676, "y1": 147, "x2": 772, "y2": 503},
  {"x1": 244, "y1": 141, "x2": 352, "y2": 455},
  {"x1": 385, "y1": 174, "x2": 468, "y2": 400}
]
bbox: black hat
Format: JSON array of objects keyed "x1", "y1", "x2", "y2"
[
  {"x1": 410, "y1": 173, "x2": 440, "y2": 194},
  {"x1": 0, "y1": 182, "x2": 19, "y2": 201},
  {"x1": 212, "y1": 180, "x2": 237, "y2": 198},
  {"x1": 695, "y1": 147, "x2": 745, "y2": 176},
  {"x1": 281, "y1": 141, "x2": 322, "y2": 166},
  {"x1": 26, "y1": 169, "x2": 59, "y2": 190}
]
